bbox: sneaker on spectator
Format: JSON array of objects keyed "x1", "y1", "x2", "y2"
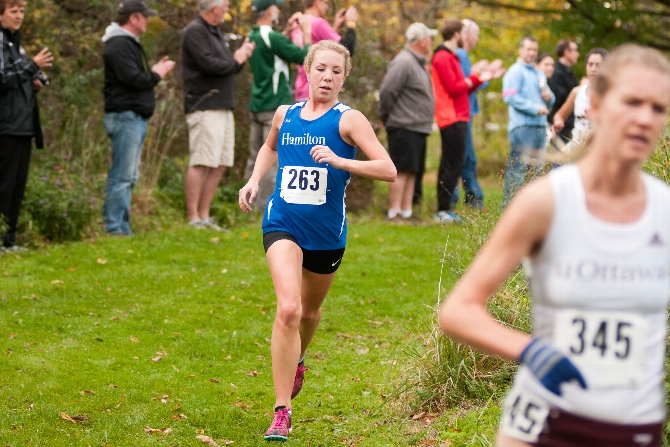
[
  {"x1": 434, "y1": 211, "x2": 462, "y2": 223},
  {"x1": 187, "y1": 219, "x2": 205, "y2": 229},
  {"x1": 264, "y1": 407, "x2": 292, "y2": 441},
  {"x1": 0, "y1": 245, "x2": 27, "y2": 253},
  {"x1": 201, "y1": 217, "x2": 230, "y2": 233},
  {"x1": 291, "y1": 360, "x2": 308, "y2": 399}
]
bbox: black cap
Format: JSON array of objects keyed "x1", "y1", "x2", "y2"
[{"x1": 117, "y1": 0, "x2": 158, "y2": 16}]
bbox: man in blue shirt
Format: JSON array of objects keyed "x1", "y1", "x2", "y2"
[{"x1": 501, "y1": 36, "x2": 554, "y2": 206}]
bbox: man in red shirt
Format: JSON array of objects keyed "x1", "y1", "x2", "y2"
[{"x1": 431, "y1": 18, "x2": 502, "y2": 222}]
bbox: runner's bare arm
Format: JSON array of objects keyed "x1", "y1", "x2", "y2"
[
  {"x1": 439, "y1": 178, "x2": 554, "y2": 360},
  {"x1": 310, "y1": 109, "x2": 396, "y2": 182},
  {"x1": 553, "y1": 87, "x2": 579, "y2": 132}
]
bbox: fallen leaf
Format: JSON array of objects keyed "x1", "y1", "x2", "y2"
[
  {"x1": 246, "y1": 371, "x2": 261, "y2": 377},
  {"x1": 61, "y1": 412, "x2": 76, "y2": 424},
  {"x1": 209, "y1": 378, "x2": 220, "y2": 383},
  {"x1": 418, "y1": 441, "x2": 437, "y2": 446},
  {"x1": 232, "y1": 400, "x2": 249, "y2": 408},
  {"x1": 8, "y1": 333, "x2": 16, "y2": 339},
  {"x1": 357, "y1": 347, "x2": 369, "y2": 355},
  {"x1": 151, "y1": 355, "x2": 163, "y2": 362},
  {"x1": 195, "y1": 435, "x2": 220, "y2": 446},
  {"x1": 129, "y1": 335, "x2": 140, "y2": 343},
  {"x1": 61, "y1": 412, "x2": 89, "y2": 423},
  {"x1": 171, "y1": 364, "x2": 179, "y2": 372},
  {"x1": 221, "y1": 268, "x2": 228, "y2": 274},
  {"x1": 97, "y1": 258, "x2": 107, "y2": 264},
  {"x1": 144, "y1": 426, "x2": 172, "y2": 435},
  {"x1": 210, "y1": 237, "x2": 220, "y2": 244},
  {"x1": 224, "y1": 355, "x2": 232, "y2": 360},
  {"x1": 171, "y1": 413, "x2": 187, "y2": 420},
  {"x1": 412, "y1": 412, "x2": 427, "y2": 421},
  {"x1": 50, "y1": 279, "x2": 64, "y2": 285}
]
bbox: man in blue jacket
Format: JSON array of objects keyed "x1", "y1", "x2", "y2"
[
  {"x1": 102, "y1": 0, "x2": 175, "y2": 235},
  {"x1": 501, "y1": 36, "x2": 554, "y2": 206}
]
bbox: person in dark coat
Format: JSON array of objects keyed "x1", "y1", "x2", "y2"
[
  {"x1": 0, "y1": 0, "x2": 53, "y2": 250},
  {"x1": 548, "y1": 39, "x2": 579, "y2": 142},
  {"x1": 101, "y1": 0, "x2": 175, "y2": 235}
]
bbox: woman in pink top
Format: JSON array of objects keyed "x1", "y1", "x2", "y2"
[{"x1": 290, "y1": 0, "x2": 357, "y2": 100}]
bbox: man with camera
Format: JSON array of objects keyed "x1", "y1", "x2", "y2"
[
  {"x1": 0, "y1": 0, "x2": 53, "y2": 250},
  {"x1": 101, "y1": 0, "x2": 175, "y2": 236},
  {"x1": 182, "y1": 0, "x2": 255, "y2": 230},
  {"x1": 243, "y1": 0, "x2": 312, "y2": 211}
]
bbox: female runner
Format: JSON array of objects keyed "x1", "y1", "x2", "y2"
[
  {"x1": 552, "y1": 48, "x2": 608, "y2": 151},
  {"x1": 440, "y1": 44, "x2": 670, "y2": 447},
  {"x1": 239, "y1": 40, "x2": 396, "y2": 442}
]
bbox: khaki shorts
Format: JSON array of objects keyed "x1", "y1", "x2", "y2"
[{"x1": 186, "y1": 109, "x2": 234, "y2": 168}]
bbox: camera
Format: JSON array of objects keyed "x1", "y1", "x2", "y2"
[{"x1": 35, "y1": 72, "x2": 49, "y2": 86}]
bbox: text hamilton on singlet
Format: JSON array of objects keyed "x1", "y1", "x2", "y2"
[{"x1": 281, "y1": 132, "x2": 327, "y2": 146}]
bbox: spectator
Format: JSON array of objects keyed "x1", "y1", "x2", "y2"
[
  {"x1": 548, "y1": 39, "x2": 579, "y2": 142},
  {"x1": 102, "y1": 0, "x2": 175, "y2": 235},
  {"x1": 553, "y1": 48, "x2": 608, "y2": 151},
  {"x1": 536, "y1": 52, "x2": 555, "y2": 79},
  {"x1": 244, "y1": 0, "x2": 312, "y2": 211},
  {"x1": 182, "y1": 0, "x2": 255, "y2": 230},
  {"x1": 290, "y1": 0, "x2": 356, "y2": 101},
  {"x1": 378, "y1": 22, "x2": 436, "y2": 222},
  {"x1": 0, "y1": 0, "x2": 52, "y2": 250},
  {"x1": 502, "y1": 36, "x2": 554, "y2": 206},
  {"x1": 451, "y1": 18, "x2": 487, "y2": 210},
  {"x1": 432, "y1": 18, "x2": 502, "y2": 223},
  {"x1": 536, "y1": 52, "x2": 556, "y2": 149}
]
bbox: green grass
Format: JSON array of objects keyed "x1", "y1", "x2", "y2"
[{"x1": 0, "y1": 208, "x2": 506, "y2": 446}]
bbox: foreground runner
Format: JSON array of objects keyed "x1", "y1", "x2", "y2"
[
  {"x1": 440, "y1": 44, "x2": 670, "y2": 447},
  {"x1": 239, "y1": 40, "x2": 396, "y2": 442}
]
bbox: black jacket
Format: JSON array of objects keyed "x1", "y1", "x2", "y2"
[
  {"x1": 103, "y1": 30, "x2": 161, "y2": 119},
  {"x1": 181, "y1": 16, "x2": 244, "y2": 114},
  {"x1": 548, "y1": 61, "x2": 578, "y2": 140},
  {"x1": 0, "y1": 25, "x2": 43, "y2": 147}
]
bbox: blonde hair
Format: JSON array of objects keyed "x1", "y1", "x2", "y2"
[
  {"x1": 548, "y1": 43, "x2": 670, "y2": 164},
  {"x1": 303, "y1": 40, "x2": 352, "y2": 78}
]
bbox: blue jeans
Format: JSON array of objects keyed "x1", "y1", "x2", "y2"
[
  {"x1": 451, "y1": 120, "x2": 483, "y2": 209},
  {"x1": 103, "y1": 111, "x2": 147, "y2": 234},
  {"x1": 503, "y1": 126, "x2": 545, "y2": 207}
]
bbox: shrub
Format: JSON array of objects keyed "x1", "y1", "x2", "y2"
[{"x1": 22, "y1": 157, "x2": 100, "y2": 242}]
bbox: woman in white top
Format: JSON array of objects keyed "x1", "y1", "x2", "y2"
[
  {"x1": 553, "y1": 48, "x2": 608, "y2": 150},
  {"x1": 440, "y1": 44, "x2": 670, "y2": 447}
]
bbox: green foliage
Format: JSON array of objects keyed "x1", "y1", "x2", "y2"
[{"x1": 22, "y1": 154, "x2": 100, "y2": 242}]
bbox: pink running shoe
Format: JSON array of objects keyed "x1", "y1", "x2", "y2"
[
  {"x1": 291, "y1": 363, "x2": 308, "y2": 399},
  {"x1": 264, "y1": 407, "x2": 292, "y2": 441}
]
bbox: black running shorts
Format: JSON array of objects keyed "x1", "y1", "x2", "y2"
[{"x1": 263, "y1": 231, "x2": 345, "y2": 274}]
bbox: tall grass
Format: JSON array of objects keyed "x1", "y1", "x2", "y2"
[{"x1": 394, "y1": 209, "x2": 524, "y2": 414}]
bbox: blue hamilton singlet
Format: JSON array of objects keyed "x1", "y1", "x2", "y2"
[{"x1": 262, "y1": 101, "x2": 356, "y2": 250}]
